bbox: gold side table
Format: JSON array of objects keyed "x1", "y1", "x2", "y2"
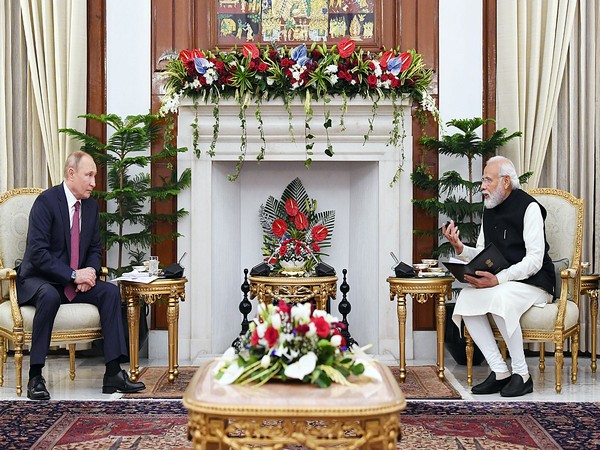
[
  {"x1": 119, "y1": 277, "x2": 187, "y2": 382},
  {"x1": 248, "y1": 275, "x2": 337, "y2": 311},
  {"x1": 581, "y1": 273, "x2": 599, "y2": 372},
  {"x1": 184, "y1": 361, "x2": 406, "y2": 449},
  {"x1": 387, "y1": 276, "x2": 454, "y2": 382}
]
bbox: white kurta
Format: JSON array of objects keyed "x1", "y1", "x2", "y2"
[{"x1": 452, "y1": 202, "x2": 552, "y2": 338}]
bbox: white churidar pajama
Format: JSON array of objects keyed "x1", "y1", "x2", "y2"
[{"x1": 452, "y1": 202, "x2": 553, "y2": 376}]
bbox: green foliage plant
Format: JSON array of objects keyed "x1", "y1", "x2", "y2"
[
  {"x1": 411, "y1": 117, "x2": 530, "y2": 257},
  {"x1": 60, "y1": 113, "x2": 192, "y2": 275}
]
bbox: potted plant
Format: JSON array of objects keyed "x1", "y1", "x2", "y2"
[{"x1": 411, "y1": 117, "x2": 530, "y2": 364}]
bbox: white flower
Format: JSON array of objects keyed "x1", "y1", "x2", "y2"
[
  {"x1": 271, "y1": 313, "x2": 281, "y2": 330},
  {"x1": 355, "y1": 358, "x2": 382, "y2": 382},
  {"x1": 306, "y1": 322, "x2": 317, "y2": 337},
  {"x1": 324, "y1": 64, "x2": 338, "y2": 74},
  {"x1": 216, "y1": 361, "x2": 245, "y2": 385},
  {"x1": 330, "y1": 334, "x2": 342, "y2": 347},
  {"x1": 284, "y1": 352, "x2": 317, "y2": 379},
  {"x1": 291, "y1": 302, "x2": 312, "y2": 322},
  {"x1": 329, "y1": 74, "x2": 339, "y2": 85},
  {"x1": 267, "y1": 77, "x2": 275, "y2": 86},
  {"x1": 260, "y1": 354, "x2": 271, "y2": 368},
  {"x1": 212, "y1": 346, "x2": 237, "y2": 374}
]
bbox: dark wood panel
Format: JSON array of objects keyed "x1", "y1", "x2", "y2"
[{"x1": 482, "y1": 0, "x2": 497, "y2": 141}]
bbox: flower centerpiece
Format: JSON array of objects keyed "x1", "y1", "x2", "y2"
[
  {"x1": 259, "y1": 177, "x2": 334, "y2": 276},
  {"x1": 160, "y1": 39, "x2": 437, "y2": 183},
  {"x1": 214, "y1": 301, "x2": 379, "y2": 388}
]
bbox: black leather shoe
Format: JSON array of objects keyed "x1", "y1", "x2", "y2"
[
  {"x1": 102, "y1": 369, "x2": 146, "y2": 394},
  {"x1": 471, "y1": 372, "x2": 512, "y2": 395},
  {"x1": 27, "y1": 375, "x2": 50, "y2": 400},
  {"x1": 500, "y1": 374, "x2": 533, "y2": 397}
]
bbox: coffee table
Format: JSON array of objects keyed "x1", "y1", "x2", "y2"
[{"x1": 183, "y1": 360, "x2": 406, "y2": 449}]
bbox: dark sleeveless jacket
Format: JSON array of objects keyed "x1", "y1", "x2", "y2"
[{"x1": 482, "y1": 189, "x2": 555, "y2": 295}]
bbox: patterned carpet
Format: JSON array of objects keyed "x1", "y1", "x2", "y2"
[
  {"x1": 126, "y1": 364, "x2": 461, "y2": 399},
  {"x1": 1, "y1": 400, "x2": 598, "y2": 449}
]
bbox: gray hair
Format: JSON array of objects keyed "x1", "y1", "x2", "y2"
[
  {"x1": 486, "y1": 155, "x2": 520, "y2": 189},
  {"x1": 63, "y1": 151, "x2": 91, "y2": 179}
]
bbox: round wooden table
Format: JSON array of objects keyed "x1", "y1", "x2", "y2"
[
  {"x1": 387, "y1": 276, "x2": 454, "y2": 382},
  {"x1": 119, "y1": 277, "x2": 187, "y2": 382}
]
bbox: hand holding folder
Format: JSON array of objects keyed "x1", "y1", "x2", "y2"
[{"x1": 442, "y1": 243, "x2": 509, "y2": 283}]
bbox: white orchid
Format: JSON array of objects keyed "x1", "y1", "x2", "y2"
[{"x1": 284, "y1": 352, "x2": 317, "y2": 380}]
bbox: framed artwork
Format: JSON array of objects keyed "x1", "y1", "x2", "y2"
[{"x1": 216, "y1": 0, "x2": 377, "y2": 47}]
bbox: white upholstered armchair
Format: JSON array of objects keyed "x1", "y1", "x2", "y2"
[
  {"x1": 465, "y1": 188, "x2": 584, "y2": 393},
  {"x1": 0, "y1": 188, "x2": 104, "y2": 396}
]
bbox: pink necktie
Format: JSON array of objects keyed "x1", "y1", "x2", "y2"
[{"x1": 65, "y1": 201, "x2": 80, "y2": 301}]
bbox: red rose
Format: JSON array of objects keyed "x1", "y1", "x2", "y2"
[
  {"x1": 294, "y1": 212, "x2": 308, "y2": 230},
  {"x1": 279, "y1": 244, "x2": 288, "y2": 257},
  {"x1": 338, "y1": 38, "x2": 356, "y2": 58},
  {"x1": 285, "y1": 198, "x2": 299, "y2": 216},
  {"x1": 380, "y1": 50, "x2": 394, "y2": 69},
  {"x1": 264, "y1": 326, "x2": 279, "y2": 348},
  {"x1": 367, "y1": 74, "x2": 378, "y2": 87},
  {"x1": 272, "y1": 218, "x2": 288, "y2": 237},
  {"x1": 311, "y1": 242, "x2": 321, "y2": 253},
  {"x1": 257, "y1": 62, "x2": 268, "y2": 72},
  {"x1": 311, "y1": 225, "x2": 328, "y2": 242},
  {"x1": 242, "y1": 43, "x2": 259, "y2": 60},
  {"x1": 312, "y1": 316, "x2": 331, "y2": 338},
  {"x1": 251, "y1": 329, "x2": 259, "y2": 346},
  {"x1": 400, "y1": 52, "x2": 412, "y2": 72},
  {"x1": 178, "y1": 49, "x2": 193, "y2": 64},
  {"x1": 295, "y1": 323, "x2": 310, "y2": 335}
]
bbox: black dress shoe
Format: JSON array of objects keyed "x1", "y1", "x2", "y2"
[
  {"x1": 500, "y1": 374, "x2": 533, "y2": 397},
  {"x1": 27, "y1": 375, "x2": 50, "y2": 400},
  {"x1": 471, "y1": 372, "x2": 512, "y2": 395},
  {"x1": 102, "y1": 369, "x2": 146, "y2": 394}
]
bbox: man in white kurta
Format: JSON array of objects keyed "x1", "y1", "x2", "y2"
[{"x1": 443, "y1": 156, "x2": 554, "y2": 397}]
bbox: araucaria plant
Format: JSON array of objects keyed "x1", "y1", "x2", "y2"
[
  {"x1": 160, "y1": 39, "x2": 436, "y2": 182},
  {"x1": 60, "y1": 113, "x2": 191, "y2": 274}
]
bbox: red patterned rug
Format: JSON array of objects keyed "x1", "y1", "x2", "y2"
[
  {"x1": 1, "y1": 400, "x2": 597, "y2": 449},
  {"x1": 126, "y1": 364, "x2": 461, "y2": 399}
]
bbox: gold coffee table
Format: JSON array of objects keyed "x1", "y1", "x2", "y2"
[
  {"x1": 387, "y1": 276, "x2": 454, "y2": 382},
  {"x1": 248, "y1": 275, "x2": 337, "y2": 311},
  {"x1": 119, "y1": 277, "x2": 187, "y2": 382},
  {"x1": 581, "y1": 273, "x2": 599, "y2": 372},
  {"x1": 184, "y1": 361, "x2": 406, "y2": 449}
]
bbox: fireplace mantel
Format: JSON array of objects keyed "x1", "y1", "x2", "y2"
[{"x1": 162, "y1": 97, "x2": 417, "y2": 363}]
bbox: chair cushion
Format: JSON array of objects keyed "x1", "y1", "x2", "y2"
[
  {"x1": 552, "y1": 258, "x2": 570, "y2": 300},
  {"x1": 520, "y1": 301, "x2": 579, "y2": 332},
  {"x1": 0, "y1": 302, "x2": 102, "y2": 333}
]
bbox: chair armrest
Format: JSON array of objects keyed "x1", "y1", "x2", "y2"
[
  {"x1": 0, "y1": 268, "x2": 24, "y2": 329},
  {"x1": 100, "y1": 266, "x2": 108, "y2": 282}
]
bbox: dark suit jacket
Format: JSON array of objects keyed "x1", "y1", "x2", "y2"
[{"x1": 17, "y1": 183, "x2": 103, "y2": 304}]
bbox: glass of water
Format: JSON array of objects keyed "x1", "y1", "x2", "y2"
[{"x1": 149, "y1": 256, "x2": 160, "y2": 276}]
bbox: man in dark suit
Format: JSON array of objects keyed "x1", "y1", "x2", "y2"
[{"x1": 17, "y1": 151, "x2": 145, "y2": 400}]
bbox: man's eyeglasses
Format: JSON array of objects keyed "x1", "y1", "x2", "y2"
[{"x1": 481, "y1": 175, "x2": 507, "y2": 185}]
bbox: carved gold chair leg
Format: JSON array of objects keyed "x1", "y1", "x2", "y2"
[
  {"x1": 69, "y1": 344, "x2": 76, "y2": 381},
  {"x1": 539, "y1": 342, "x2": 546, "y2": 371},
  {"x1": 1, "y1": 336, "x2": 6, "y2": 363},
  {"x1": 571, "y1": 332, "x2": 579, "y2": 384},
  {"x1": 465, "y1": 331, "x2": 474, "y2": 386},
  {"x1": 499, "y1": 341, "x2": 507, "y2": 360},
  {"x1": 14, "y1": 344, "x2": 23, "y2": 397},
  {"x1": 0, "y1": 336, "x2": 4, "y2": 386},
  {"x1": 554, "y1": 342, "x2": 564, "y2": 393}
]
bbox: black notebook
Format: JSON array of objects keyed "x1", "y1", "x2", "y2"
[{"x1": 442, "y1": 243, "x2": 509, "y2": 283}]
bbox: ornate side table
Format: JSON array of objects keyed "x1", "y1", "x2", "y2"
[
  {"x1": 184, "y1": 361, "x2": 406, "y2": 449},
  {"x1": 386, "y1": 276, "x2": 454, "y2": 382},
  {"x1": 119, "y1": 277, "x2": 187, "y2": 382},
  {"x1": 581, "y1": 273, "x2": 599, "y2": 372},
  {"x1": 248, "y1": 275, "x2": 337, "y2": 311}
]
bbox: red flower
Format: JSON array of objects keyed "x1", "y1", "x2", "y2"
[
  {"x1": 295, "y1": 323, "x2": 310, "y2": 335},
  {"x1": 338, "y1": 38, "x2": 356, "y2": 58},
  {"x1": 264, "y1": 326, "x2": 279, "y2": 348},
  {"x1": 311, "y1": 225, "x2": 328, "y2": 242},
  {"x1": 277, "y1": 300, "x2": 291, "y2": 315},
  {"x1": 312, "y1": 316, "x2": 331, "y2": 338},
  {"x1": 400, "y1": 52, "x2": 412, "y2": 72},
  {"x1": 250, "y1": 329, "x2": 259, "y2": 346},
  {"x1": 367, "y1": 74, "x2": 378, "y2": 87},
  {"x1": 311, "y1": 242, "x2": 321, "y2": 253},
  {"x1": 272, "y1": 218, "x2": 288, "y2": 237},
  {"x1": 242, "y1": 43, "x2": 259, "y2": 60},
  {"x1": 380, "y1": 50, "x2": 394, "y2": 69},
  {"x1": 285, "y1": 198, "x2": 299, "y2": 216},
  {"x1": 257, "y1": 62, "x2": 268, "y2": 72},
  {"x1": 279, "y1": 244, "x2": 288, "y2": 257},
  {"x1": 178, "y1": 49, "x2": 193, "y2": 64},
  {"x1": 192, "y1": 49, "x2": 205, "y2": 59},
  {"x1": 294, "y1": 212, "x2": 308, "y2": 230}
]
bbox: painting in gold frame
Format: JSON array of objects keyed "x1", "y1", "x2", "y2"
[{"x1": 216, "y1": 0, "x2": 376, "y2": 46}]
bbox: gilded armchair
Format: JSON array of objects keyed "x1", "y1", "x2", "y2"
[
  {"x1": 0, "y1": 188, "x2": 104, "y2": 396},
  {"x1": 465, "y1": 188, "x2": 584, "y2": 393}
]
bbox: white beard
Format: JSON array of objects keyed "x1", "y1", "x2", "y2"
[{"x1": 483, "y1": 183, "x2": 506, "y2": 209}]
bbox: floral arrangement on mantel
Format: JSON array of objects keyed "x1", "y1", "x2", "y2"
[
  {"x1": 214, "y1": 301, "x2": 380, "y2": 388},
  {"x1": 160, "y1": 39, "x2": 437, "y2": 183},
  {"x1": 259, "y1": 177, "x2": 334, "y2": 276}
]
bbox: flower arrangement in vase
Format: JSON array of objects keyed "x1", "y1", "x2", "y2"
[
  {"x1": 214, "y1": 301, "x2": 379, "y2": 388},
  {"x1": 259, "y1": 177, "x2": 334, "y2": 276}
]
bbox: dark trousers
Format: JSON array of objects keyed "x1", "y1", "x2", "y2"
[{"x1": 25, "y1": 281, "x2": 128, "y2": 366}]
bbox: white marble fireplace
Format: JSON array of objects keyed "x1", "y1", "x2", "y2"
[{"x1": 160, "y1": 97, "x2": 419, "y2": 363}]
